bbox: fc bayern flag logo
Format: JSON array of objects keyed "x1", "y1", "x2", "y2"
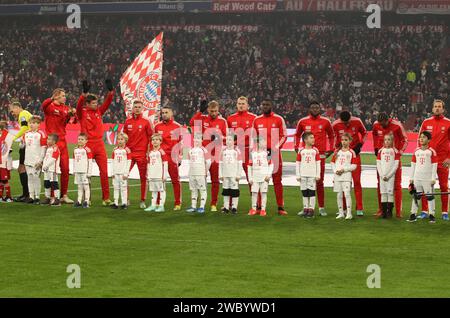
[
  {"x1": 120, "y1": 32, "x2": 164, "y2": 121},
  {"x1": 138, "y1": 71, "x2": 161, "y2": 111}
]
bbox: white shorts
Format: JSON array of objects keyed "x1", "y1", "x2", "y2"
[
  {"x1": 189, "y1": 175, "x2": 206, "y2": 191},
  {"x1": 333, "y1": 181, "x2": 351, "y2": 193},
  {"x1": 414, "y1": 180, "x2": 433, "y2": 196},
  {"x1": 74, "y1": 173, "x2": 89, "y2": 185},
  {"x1": 251, "y1": 181, "x2": 269, "y2": 193},
  {"x1": 113, "y1": 174, "x2": 128, "y2": 188},
  {"x1": 25, "y1": 165, "x2": 41, "y2": 177},
  {"x1": 380, "y1": 177, "x2": 395, "y2": 194},
  {"x1": 148, "y1": 179, "x2": 165, "y2": 192},
  {"x1": 300, "y1": 177, "x2": 316, "y2": 191},
  {"x1": 44, "y1": 171, "x2": 58, "y2": 182},
  {"x1": 222, "y1": 177, "x2": 239, "y2": 190}
]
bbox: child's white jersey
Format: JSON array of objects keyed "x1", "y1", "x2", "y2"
[
  {"x1": 73, "y1": 146, "x2": 93, "y2": 174},
  {"x1": 24, "y1": 130, "x2": 46, "y2": 166},
  {"x1": 376, "y1": 147, "x2": 400, "y2": 178},
  {"x1": 219, "y1": 147, "x2": 241, "y2": 178},
  {"x1": 411, "y1": 147, "x2": 438, "y2": 182},
  {"x1": 296, "y1": 146, "x2": 321, "y2": 178},
  {"x1": 188, "y1": 146, "x2": 209, "y2": 176},
  {"x1": 43, "y1": 145, "x2": 60, "y2": 173},
  {"x1": 331, "y1": 149, "x2": 357, "y2": 182},
  {"x1": 112, "y1": 147, "x2": 131, "y2": 176},
  {"x1": 249, "y1": 150, "x2": 273, "y2": 183},
  {"x1": 147, "y1": 149, "x2": 168, "y2": 180}
]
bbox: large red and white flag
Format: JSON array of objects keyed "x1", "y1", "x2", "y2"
[{"x1": 120, "y1": 32, "x2": 164, "y2": 123}]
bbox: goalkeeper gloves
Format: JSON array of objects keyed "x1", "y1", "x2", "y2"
[
  {"x1": 82, "y1": 80, "x2": 91, "y2": 94},
  {"x1": 408, "y1": 183, "x2": 416, "y2": 196},
  {"x1": 199, "y1": 100, "x2": 208, "y2": 113},
  {"x1": 353, "y1": 143, "x2": 363, "y2": 155},
  {"x1": 105, "y1": 79, "x2": 114, "y2": 92}
]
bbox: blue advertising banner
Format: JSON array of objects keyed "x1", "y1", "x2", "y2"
[{"x1": 0, "y1": 1, "x2": 212, "y2": 15}]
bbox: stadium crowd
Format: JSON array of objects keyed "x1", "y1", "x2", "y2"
[{"x1": 0, "y1": 14, "x2": 448, "y2": 130}]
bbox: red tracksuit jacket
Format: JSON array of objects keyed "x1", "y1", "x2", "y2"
[
  {"x1": 76, "y1": 91, "x2": 114, "y2": 142},
  {"x1": 227, "y1": 110, "x2": 257, "y2": 148},
  {"x1": 123, "y1": 114, "x2": 153, "y2": 155},
  {"x1": 419, "y1": 115, "x2": 450, "y2": 163},
  {"x1": 295, "y1": 115, "x2": 334, "y2": 153},
  {"x1": 252, "y1": 112, "x2": 287, "y2": 150},
  {"x1": 332, "y1": 117, "x2": 367, "y2": 150},
  {"x1": 41, "y1": 98, "x2": 71, "y2": 141},
  {"x1": 372, "y1": 119, "x2": 408, "y2": 154},
  {"x1": 154, "y1": 118, "x2": 182, "y2": 160},
  {"x1": 190, "y1": 112, "x2": 228, "y2": 148}
]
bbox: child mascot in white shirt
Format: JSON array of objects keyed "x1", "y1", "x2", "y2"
[
  {"x1": 219, "y1": 134, "x2": 242, "y2": 214},
  {"x1": 408, "y1": 131, "x2": 438, "y2": 223},
  {"x1": 72, "y1": 133, "x2": 93, "y2": 208},
  {"x1": 331, "y1": 133, "x2": 357, "y2": 220},
  {"x1": 296, "y1": 132, "x2": 321, "y2": 218},
  {"x1": 376, "y1": 133, "x2": 400, "y2": 218},
  {"x1": 23, "y1": 116, "x2": 47, "y2": 204},
  {"x1": 187, "y1": 134, "x2": 211, "y2": 214},
  {"x1": 248, "y1": 137, "x2": 273, "y2": 217},
  {"x1": 111, "y1": 132, "x2": 132, "y2": 210}
]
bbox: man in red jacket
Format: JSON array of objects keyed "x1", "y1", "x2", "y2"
[
  {"x1": 227, "y1": 96, "x2": 256, "y2": 186},
  {"x1": 41, "y1": 88, "x2": 76, "y2": 204},
  {"x1": 190, "y1": 100, "x2": 228, "y2": 212},
  {"x1": 124, "y1": 100, "x2": 154, "y2": 208},
  {"x1": 372, "y1": 112, "x2": 408, "y2": 218},
  {"x1": 295, "y1": 101, "x2": 334, "y2": 216},
  {"x1": 76, "y1": 79, "x2": 114, "y2": 205},
  {"x1": 252, "y1": 98, "x2": 288, "y2": 215},
  {"x1": 418, "y1": 99, "x2": 450, "y2": 220},
  {"x1": 332, "y1": 111, "x2": 367, "y2": 216},
  {"x1": 154, "y1": 105, "x2": 183, "y2": 210}
]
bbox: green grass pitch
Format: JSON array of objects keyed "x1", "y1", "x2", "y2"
[
  {"x1": 1, "y1": 143, "x2": 445, "y2": 297},
  {"x1": 1, "y1": 167, "x2": 450, "y2": 297}
]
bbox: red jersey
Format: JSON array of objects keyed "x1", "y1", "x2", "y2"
[
  {"x1": 123, "y1": 114, "x2": 153, "y2": 154},
  {"x1": 372, "y1": 119, "x2": 408, "y2": 154},
  {"x1": 76, "y1": 91, "x2": 114, "y2": 141},
  {"x1": 0, "y1": 129, "x2": 13, "y2": 167},
  {"x1": 252, "y1": 112, "x2": 287, "y2": 150},
  {"x1": 227, "y1": 110, "x2": 257, "y2": 148},
  {"x1": 295, "y1": 115, "x2": 334, "y2": 153},
  {"x1": 419, "y1": 115, "x2": 450, "y2": 163},
  {"x1": 190, "y1": 112, "x2": 228, "y2": 148},
  {"x1": 154, "y1": 118, "x2": 182, "y2": 155},
  {"x1": 331, "y1": 117, "x2": 367, "y2": 150},
  {"x1": 41, "y1": 98, "x2": 72, "y2": 141}
]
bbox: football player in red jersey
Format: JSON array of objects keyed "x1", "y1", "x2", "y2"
[
  {"x1": 372, "y1": 112, "x2": 408, "y2": 218},
  {"x1": 76, "y1": 79, "x2": 114, "y2": 205},
  {"x1": 295, "y1": 102, "x2": 334, "y2": 216},
  {"x1": 418, "y1": 99, "x2": 450, "y2": 220},
  {"x1": 332, "y1": 111, "x2": 367, "y2": 216},
  {"x1": 251, "y1": 99, "x2": 288, "y2": 215},
  {"x1": 227, "y1": 96, "x2": 256, "y2": 188},
  {"x1": 41, "y1": 88, "x2": 76, "y2": 204}
]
